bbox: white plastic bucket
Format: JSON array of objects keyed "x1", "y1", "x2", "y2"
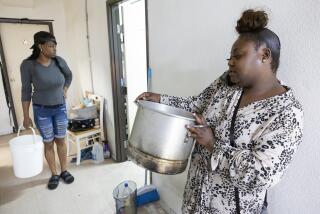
[{"x1": 9, "y1": 127, "x2": 44, "y2": 178}]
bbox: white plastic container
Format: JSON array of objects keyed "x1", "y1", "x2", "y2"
[
  {"x1": 91, "y1": 142, "x2": 104, "y2": 164},
  {"x1": 9, "y1": 127, "x2": 43, "y2": 178}
]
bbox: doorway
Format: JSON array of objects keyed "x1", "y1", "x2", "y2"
[
  {"x1": 107, "y1": 0, "x2": 149, "y2": 162},
  {"x1": 0, "y1": 58, "x2": 12, "y2": 135},
  {"x1": 0, "y1": 19, "x2": 53, "y2": 134}
]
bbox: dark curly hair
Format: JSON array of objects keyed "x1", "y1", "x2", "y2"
[{"x1": 236, "y1": 9, "x2": 281, "y2": 73}]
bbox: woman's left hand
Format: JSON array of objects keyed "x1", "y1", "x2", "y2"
[{"x1": 186, "y1": 113, "x2": 215, "y2": 152}]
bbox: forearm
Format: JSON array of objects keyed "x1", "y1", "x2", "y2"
[
  {"x1": 160, "y1": 82, "x2": 219, "y2": 113},
  {"x1": 22, "y1": 101, "x2": 31, "y2": 118}
]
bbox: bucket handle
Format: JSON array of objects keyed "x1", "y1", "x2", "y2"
[{"x1": 17, "y1": 125, "x2": 37, "y2": 144}]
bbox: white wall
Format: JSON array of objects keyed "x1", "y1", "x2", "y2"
[
  {"x1": 63, "y1": 0, "x2": 92, "y2": 98},
  {"x1": 62, "y1": 0, "x2": 116, "y2": 157},
  {"x1": 148, "y1": 0, "x2": 320, "y2": 213},
  {"x1": 85, "y1": 0, "x2": 116, "y2": 158}
]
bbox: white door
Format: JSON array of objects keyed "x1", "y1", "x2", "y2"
[
  {"x1": 121, "y1": 0, "x2": 148, "y2": 136},
  {"x1": 0, "y1": 23, "x2": 49, "y2": 128},
  {"x1": 0, "y1": 65, "x2": 12, "y2": 135}
]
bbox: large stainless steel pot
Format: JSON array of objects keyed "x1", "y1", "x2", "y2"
[{"x1": 127, "y1": 100, "x2": 195, "y2": 174}]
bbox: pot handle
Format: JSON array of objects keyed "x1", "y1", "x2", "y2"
[
  {"x1": 184, "y1": 132, "x2": 193, "y2": 143},
  {"x1": 188, "y1": 124, "x2": 210, "y2": 128},
  {"x1": 184, "y1": 124, "x2": 210, "y2": 143},
  {"x1": 135, "y1": 100, "x2": 143, "y2": 108}
]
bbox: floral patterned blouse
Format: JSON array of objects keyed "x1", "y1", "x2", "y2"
[{"x1": 160, "y1": 74, "x2": 303, "y2": 214}]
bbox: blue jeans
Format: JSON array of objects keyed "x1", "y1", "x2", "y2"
[{"x1": 33, "y1": 103, "x2": 68, "y2": 143}]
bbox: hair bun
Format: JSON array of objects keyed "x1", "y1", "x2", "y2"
[{"x1": 236, "y1": 9, "x2": 268, "y2": 33}]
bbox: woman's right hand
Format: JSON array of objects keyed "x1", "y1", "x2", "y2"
[
  {"x1": 135, "y1": 92, "x2": 161, "y2": 103},
  {"x1": 23, "y1": 116, "x2": 32, "y2": 129}
]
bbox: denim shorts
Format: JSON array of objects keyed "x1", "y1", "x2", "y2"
[{"x1": 33, "y1": 103, "x2": 68, "y2": 143}]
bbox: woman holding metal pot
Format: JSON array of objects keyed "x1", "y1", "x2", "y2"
[{"x1": 136, "y1": 9, "x2": 303, "y2": 213}]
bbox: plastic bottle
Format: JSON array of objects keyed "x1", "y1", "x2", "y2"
[
  {"x1": 92, "y1": 142, "x2": 104, "y2": 163},
  {"x1": 116, "y1": 183, "x2": 130, "y2": 214},
  {"x1": 119, "y1": 182, "x2": 131, "y2": 198},
  {"x1": 103, "y1": 143, "x2": 111, "y2": 159},
  {"x1": 115, "y1": 181, "x2": 136, "y2": 214},
  {"x1": 91, "y1": 145, "x2": 97, "y2": 161}
]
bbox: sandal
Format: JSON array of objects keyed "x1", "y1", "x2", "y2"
[
  {"x1": 48, "y1": 175, "x2": 60, "y2": 190},
  {"x1": 60, "y1": 171, "x2": 74, "y2": 184}
]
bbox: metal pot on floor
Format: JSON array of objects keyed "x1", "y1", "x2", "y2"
[{"x1": 127, "y1": 100, "x2": 195, "y2": 174}]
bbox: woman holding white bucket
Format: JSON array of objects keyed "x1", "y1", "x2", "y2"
[
  {"x1": 136, "y1": 10, "x2": 303, "y2": 214},
  {"x1": 20, "y1": 31, "x2": 74, "y2": 190}
]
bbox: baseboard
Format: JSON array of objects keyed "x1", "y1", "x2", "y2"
[
  {"x1": 159, "y1": 200, "x2": 178, "y2": 214},
  {"x1": 0, "y1": 128, "x2": 13, "y2": 136}
]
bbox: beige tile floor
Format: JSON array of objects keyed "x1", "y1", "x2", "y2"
[{"x1": 0, "y1": 131, "x2": 167, "y2": 214}]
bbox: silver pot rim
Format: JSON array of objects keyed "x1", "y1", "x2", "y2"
[{"x1": 136, "y1": 100, "x2": 195, "y2": 121}]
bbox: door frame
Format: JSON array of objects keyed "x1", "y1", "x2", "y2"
[
  {"x1": 106, "y1": 0, "x2": 150, "y2": 162},
  {"x1": 0, "y1": 18, "x2": 53, "y2": 132}
]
